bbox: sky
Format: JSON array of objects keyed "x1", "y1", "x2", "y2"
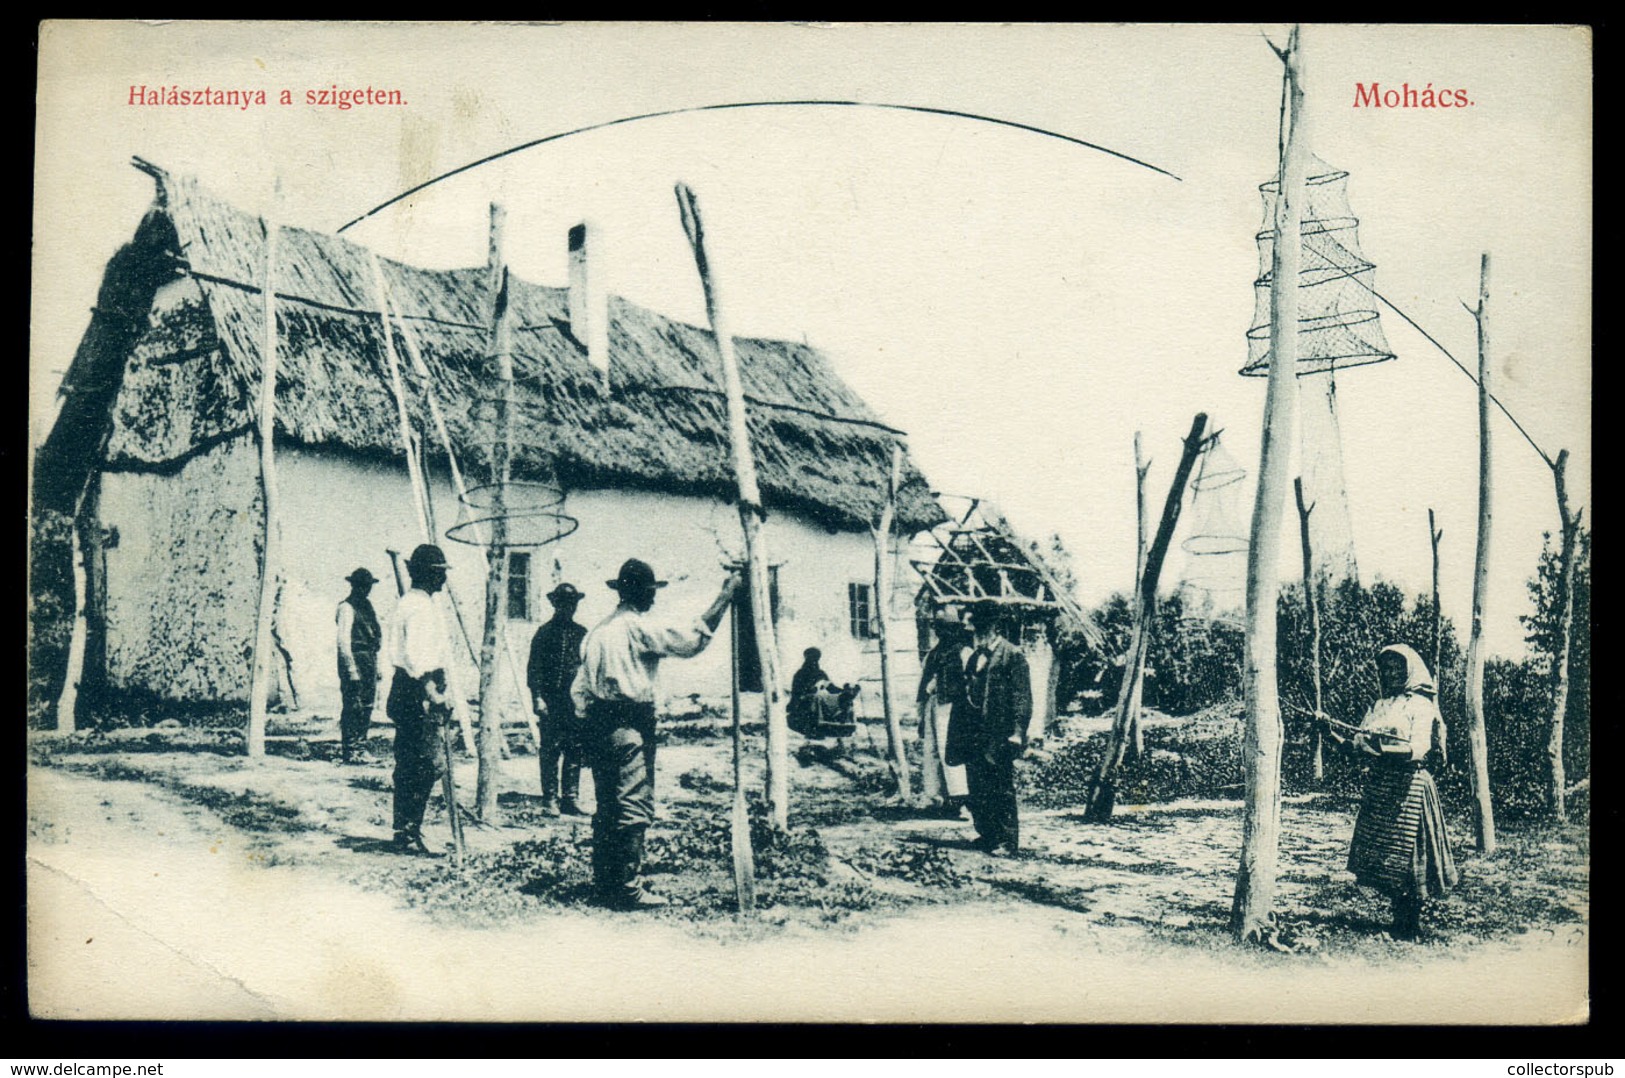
[{"x1": 32, "y1": 22, "x2": 1592, "y2": 660}]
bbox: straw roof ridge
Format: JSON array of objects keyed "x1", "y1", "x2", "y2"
[{"x1": 83, "y1": 162, "x2": 946, "y2": 534}]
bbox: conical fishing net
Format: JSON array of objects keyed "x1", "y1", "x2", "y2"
[
  {"x1": 1241, "y1": 159, "x2": 1395, "y2": 378},
  {"x1": 1297, "y1": 371, "x2": 1359, "y2": 583},
  {"x1": 1173, "y1": 435, "x2": 1249, "y2": 626},
  {"x1": 1242, "y1": 157, "x2": 1384, "y2": 585}
]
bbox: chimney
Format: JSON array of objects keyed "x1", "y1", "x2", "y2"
[{"x1": 567, "y1": 222, "x2": 610, "y2": 383}]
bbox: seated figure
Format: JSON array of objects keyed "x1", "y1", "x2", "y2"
[{"x1": 788, "y1": 647, "x2": 860, "y2": 737}]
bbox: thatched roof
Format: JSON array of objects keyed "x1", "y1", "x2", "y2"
[{"x1": 41, "y1": 161, "x2": 945, "y2": 534}]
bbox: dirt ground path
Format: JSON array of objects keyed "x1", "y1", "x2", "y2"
[{"x1": 28, "y1": 760, "x2": 1587, "y2": 1023}]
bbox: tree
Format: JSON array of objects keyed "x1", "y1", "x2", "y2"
[{"x1": 1521, "y1": 523, "x2": 1591, "y2": 814}]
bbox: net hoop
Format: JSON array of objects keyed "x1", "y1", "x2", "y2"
[{"x1": 444, "y1": 508, "x2": 580, "y2": 549}]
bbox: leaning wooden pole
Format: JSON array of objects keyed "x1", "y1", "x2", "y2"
[
  {"x1": 1232, "y1": 26, "x2": 1304, "y2": 942},
  {"x1": 474, "y1": 203, "x2": 514, "y2": 825},
  {"x1": 873, "y1": 444, "x2": 912, "y2": 800},
  {"x1": 1084, "y1": 413, "x2": 1208, "y2": 822},
  {"x1": 1546, "y1": 448, "x2": 1581, "y2": 822},
  {"x1": 247, "y1": 206, "x2": 281, "y2": 760},
  {"x1": 1129, "y1": 431, "x2": 1151, "y2": 757},
  {"x1": 1295, "y1": 478, "x2": 1325, "y2": 783},
  {"x1": 367, "y1": 254, "x2": 478, "y2": 755},
  {"x1": 372, "y1": 262, "x2": 531, "y2": 752},
  {"x1": 1464, "y1": 252, "x2": 1497, "y2": 855},
  {"x1": 1429, "y1": 508, "x2": 1443, "y2": 697},
  {"x1": 675, "y1": 183, "x2": 791, "y2": 831}
]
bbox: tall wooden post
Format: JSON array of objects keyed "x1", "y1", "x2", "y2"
[
  {"x1": 676, "y1": 183, "x2": 791, "y2": 830},
  {"x1": 1295, "y1": 478, "x2": 1325, "y2": 782},
  {"x1": 1232, "y1": 26, "x2": 1304, "y2": 942},
  {"x1": 873, "y1": 444, "x2": 912, "y2": 800},
  {"x1": 1084, "y1": 413, "x2": 1207, "y2": 821},
  {"x1": 1429, "y1": 508, "x2": 1443, "y2": 695},
  {"x1": 62, "y1": 475, "x2": 108, "y2": 732},
  {"x1": 475, "y1": 203, "x2": 514, "y2": 824},
  {"x1": 1464, "y1": 252, "x2": 1497, "y2": 854},
  {"x1": 1546, "y1": 449, "x2": 1580, "y2": 821},
  {"x1": 248, "y1": 206, "x2": 281, "y2": 760},
  {"x1": 729, "y1": 594, "x2": 756, "y2": 911},
  {"x1": 1129, "y1": 431, "x2": 1151, "y2": 756}
]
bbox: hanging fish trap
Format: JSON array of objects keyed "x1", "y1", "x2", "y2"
[{"x1": 443, "y1": 478, "x2": 579, "y2": 549}]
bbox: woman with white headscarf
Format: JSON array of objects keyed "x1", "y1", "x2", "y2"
[{"x1": 1318, "y1": 643, "x2": 1459, "y2": 940}]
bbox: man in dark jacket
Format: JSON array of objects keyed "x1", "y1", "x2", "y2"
[
  {"x1": 336, "y1": 567, "x2": 383, "y2": 765},
  {"x1": 958, "y1": 601, "x2": 1032, "y2": 855},
  {"x1": 527, "y1": 582, "x2": 589, "y2": 817}
]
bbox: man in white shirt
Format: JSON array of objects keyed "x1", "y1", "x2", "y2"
[
  {"x1": 572, "y1": 558, "x2": 740, "y2": 909},
  {"x1": 384, "y1": 544, "x2": 457, "y2": 855}
]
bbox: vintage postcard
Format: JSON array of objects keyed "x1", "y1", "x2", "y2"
[{"x1": 28, "y1": 22, "x2": 1590, "y2": 1024}]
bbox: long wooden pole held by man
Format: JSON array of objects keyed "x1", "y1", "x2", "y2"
[
  {"x1": 675, "y1": 182, "x2": 791, "y2": 831},
  {"x1": 1232, "y1": 25, "x2": 1305, "y2": 943}
]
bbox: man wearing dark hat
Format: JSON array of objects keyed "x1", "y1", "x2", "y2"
[
  {"x1": 569, "y1": 558, "x2": 741, "y2": 909},
  {"x1": 336, "y1": 567, "x2": 384, "y2": 765},
  {"x1": 957, "y1": 600, "x2": 1032, "y2": 856},
  {"x1": 527, "y1": 581, "x2": 589, "y2": 817},
  {"x1": 383, "y1": 543, "x2": 457, "y2": 855}
]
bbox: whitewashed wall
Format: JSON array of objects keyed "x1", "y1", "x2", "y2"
[{"x1": 270, "y1": 447, "x2": 924, "y2": 721}]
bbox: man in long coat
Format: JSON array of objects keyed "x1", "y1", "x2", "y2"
[{"x1": 955, "y1": 601, "x2": 1032, "y2": 855}]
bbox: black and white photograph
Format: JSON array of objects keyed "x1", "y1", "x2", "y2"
[{"x1": 27, "y1": 22, "x2": 1590, "y2": 1024}]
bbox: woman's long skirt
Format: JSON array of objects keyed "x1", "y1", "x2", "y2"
[{"x1": 1348, "y1": 763, "x2": 1459, "y2": 900}]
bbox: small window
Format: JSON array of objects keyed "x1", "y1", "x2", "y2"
[
  {"x1": 848, "y1": 582, "x2": 877, "y2": 640},
  {"x1": 507, "y1": 552, "x2": 532, "y2": 620}
]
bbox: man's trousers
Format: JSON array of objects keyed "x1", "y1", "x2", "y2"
[
  {"x1": 339, "y1": 667, "x2": 377, "y2": 757},
  {"x1": 965, "y1": 750, "x2": 1020, "y2": 851},
  {"x1": 582, "y1": 698, "x2": 658, "y2": 900},
  {"x1": 538, "y1": 690, "x2": 582, "y2": 803},
  {"x1": 388, "y1": 671, "x2": 444, "y2": 837}
]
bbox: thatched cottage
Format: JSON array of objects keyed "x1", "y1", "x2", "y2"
[{"x1": 33, "y1": 162, "x2": 946, "y2": 725}]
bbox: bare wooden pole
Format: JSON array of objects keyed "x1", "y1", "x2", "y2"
[
  {"x1": 874, "y1": 444, "x2": 912, "y2": 800},
  {"x1": 1232, "y1": 26, "x2": 1304, "y2": 942},
  {"x1": 247, "y1": 206, "x2": 281, "y2": 760},
  {"x1": 675, "y1": 183, "x2": 791, "y2": 831},
  {"x1": 1295, "y1": 477, "x2": 1325, "y2": 782},
  {"x1": 1084, "y1": 413, "x2": 1208, "y2": 822},
  {"x1": 59, "y1": 476, "x2": 103, "y2": 733},
  {"x1": 1464, "y1": 252, "x2": 1498, "y2": 854},
  {"x1": 1429, "y1": 508, "x2": 1443, "y2": 696},
  {"x1": 729, "y1": 595, "x2": 756, "y2": 912},
  {"x1": 1129, "y1": 431, "x2": 1151, "y2": 756},
  {"x1": 1546, "y1": 448, "x2": 1581, "y2": 821},
  {"x1": 474, "y1": 202, "x2": 514, "y2": 824}
]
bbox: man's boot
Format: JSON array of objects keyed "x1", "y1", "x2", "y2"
[
  {"x1": 559, "y1": 768, "x2": 586, "y2": 816},
  {"x1": 611, "y1": 829, "x2": 666, "y2": 910}
]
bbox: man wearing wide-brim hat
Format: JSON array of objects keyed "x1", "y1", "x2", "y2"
[
  {"x1": 382, "y1": 544, "x2": 457, "y2": 855},
  {"x1": 336, "y1": 566, "x2": 383, "y2": 765},
  {"x1": 569, "y1": 558, "x2": 741, "y2": 909},
  {"x1": 527, "y1": 581, "x2": 589, "y2": 817}
]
